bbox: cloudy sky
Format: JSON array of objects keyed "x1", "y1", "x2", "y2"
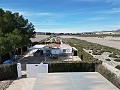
[{"x1": 0, "y1": 0, "x2": 120, "y2": 33}]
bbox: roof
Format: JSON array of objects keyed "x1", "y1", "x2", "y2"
[
  {"x1": 60, "y1": 44, "x2": 72, "y2": 49},
  {"x1": 29, "y1": 45, "x2": 45, "y2": 50},
  {"x1": 34, "y1": 72, "x2": 119, "y2": 90},
  {"x1": 48, "y1": 44, "x2": 60, "y2": 47}
]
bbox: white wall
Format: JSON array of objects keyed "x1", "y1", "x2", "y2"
[
  {"x1": 26, "y1": 64, "x2": 48, "y2": 78},
  {"x1": 60, "y1": 44, "x2": 72, "y2": 53},
  {"x1": 17, "y1": 63, "x2": 22, "y2": 78}
]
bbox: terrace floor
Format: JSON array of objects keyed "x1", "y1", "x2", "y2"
[{"x1": 34, "y1": 72, "x2": 119, "y2": 90}]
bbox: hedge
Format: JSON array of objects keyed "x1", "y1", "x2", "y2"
[
  {"x1": 96, "y1": 64, "x2": 120, "y2": 89},
  {"x1": 0, "y1": 63, "x2": 18, "y2": 80},
  {"x1": 45, "y1": 61, "x2": 102, "y2": 73}
]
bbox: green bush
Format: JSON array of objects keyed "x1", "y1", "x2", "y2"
[
  {"x1": 47, "y1": 61, "x2": 102, "y2": 72},
  {"x1": 115, "y1": 65, "x2": 120, "y2": 70},
  {"x1": 114, "y1": 58, "x2": 120, "y2": 62},
  {"x1": 109, "y1": 54, "x2": 118, "y2": 58},
  {"x1": 0, "y1": 63, "x2": 18, "y2": 80},
  {"x1": 96, "y1": 64, "x2": 120, "y2": 89},
  {"x1": 105, "y1": 59, "x2": 111, "y2": 61},
  {"x1": 92, "y1": 50, "x2": 103, "y2": 55}
]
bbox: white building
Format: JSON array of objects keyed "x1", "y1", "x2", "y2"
[
  {"x1": 60, "y1": 44, "x2": 72, "y2": 54},
  {"x1": 30, "y1": 43, "x2": 72, "y2": 56}
]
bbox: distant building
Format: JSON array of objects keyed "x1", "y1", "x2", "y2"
[
  {"x1": 43, "y1": 43, "x2": 72, "y2": 55},
  {"x1": 30, "y1": 43, "x2": 73, "y2": 56}
]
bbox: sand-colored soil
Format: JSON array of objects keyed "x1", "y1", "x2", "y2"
[
  {"x1": 61, "y1": 36, "x2": 120, "y2": 50},
  {"x1": 30, "y1": 35, "x2": 49, "y2": 42}
]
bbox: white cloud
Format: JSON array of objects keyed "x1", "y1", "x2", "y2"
[
  {"x1": 112, "y1": 8, "x2": 120, "y2": 13},
  {"x1": 106, "y1": 0, "x2": 120, "y2": 6}
]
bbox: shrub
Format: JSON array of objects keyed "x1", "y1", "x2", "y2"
[
  {"x1": 0, "y1": 63, "x2": 18, "y2": 80},
  {"x1": 92, "y1": 50, "x2": 102, "y2": 55},
  {"x1": 96, "y1": 64, "x2": 120, "y2": 89},
  {"x1": 115, "y1": 65, "x2": 120, "y2": 70},
  {"x1": 109, "y1": 54, "x2": 118, "y2": 58},
  {"x1": 105, "y1": 59, "x2": 111, "y2": 61},
  {"x1": 47, "y1": 61, "x2": 102, "y2": 72},
  {"x1": 114, "y1": 58, "x2": 120, "y2": 62}
]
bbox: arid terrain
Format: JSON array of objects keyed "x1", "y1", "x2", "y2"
[
  {"x1": 30, "y1": 35, "x2": 49, "y2": 42},
  {"x1": 61, "y1": 36, "x2": 120, "y2": 50}
]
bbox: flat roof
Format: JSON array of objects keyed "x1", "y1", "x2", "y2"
[
  {"x1": 33, "y1": 72, "x2": 119, "y2": 90},
  {"x1": 29, "y1": 45, "x2": 45, "y2": 50}
]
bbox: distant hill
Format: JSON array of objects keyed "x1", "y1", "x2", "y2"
[{"x1": 114, "y1": 29, "x2": 120, "y2": 32}]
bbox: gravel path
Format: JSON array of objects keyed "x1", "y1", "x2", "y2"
[{"x1": 61, "y1": 36, "x2": 120, "y2": 50}]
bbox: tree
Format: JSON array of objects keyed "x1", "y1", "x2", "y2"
[{"x1": 0, "y1": 8, "x2": 36, "y2": 62}]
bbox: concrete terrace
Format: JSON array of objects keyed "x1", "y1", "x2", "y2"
[{"x1": 34, "y1": 72, "x2": 119, "y2": 90}]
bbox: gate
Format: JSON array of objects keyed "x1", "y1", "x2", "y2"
[{"x1": 26, "y1": 64, "x2": 48, "y2": 78}]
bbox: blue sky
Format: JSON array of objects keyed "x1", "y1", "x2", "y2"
[{"x1": 0, "y1": 0, "x2": 120, "y2": 33}]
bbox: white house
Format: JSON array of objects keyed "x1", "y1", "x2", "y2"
[
  {"x1": 60, "y1": 44, "x2": 72, "y2": 54},
  {"x1": 30, "y1": 43, "x2": 72, "y2": 56}
]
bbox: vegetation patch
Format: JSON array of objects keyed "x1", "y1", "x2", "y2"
[
  {"x1": 109, "y1": 54, "x2": 118, "y2": 58},
  {"x1": 64, "y1": 38, "x2": 120, "y2": 58},
  {"x1": 115, "y1": 65, "x2": 120, "y2": 70},
  {"x1": 45, "y1": 61, "x2": 102, "y2": 72},
  {"x1": 0, "y1": 63, "x2": 18, "y2": 80},
  {"x1": 114, "y1": 58, "x2": 120, "y2": 62},
  {"x1": 64, "y1": 38, "x2": 99, "y2": 61},
  {"x1": 96, "y1": 64, "x2": 120, "y2": 89},
  {"x1": 105, "y1": 59, "x2": 111, "y2": 61}
]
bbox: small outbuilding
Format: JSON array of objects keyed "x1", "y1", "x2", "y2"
[{"x1": 72, "y1": 47, "x2": 78, "y2": 56}]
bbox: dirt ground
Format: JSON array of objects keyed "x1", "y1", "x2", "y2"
[
  {"x1": 61, "y1": 36, "x2": 120, "y2": 50},
  {"x1": 30, "y1": 35, "x2": 49, "y2": 42}
]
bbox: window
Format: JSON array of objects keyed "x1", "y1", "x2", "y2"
[{"x1": 63, "y1": 49, "x2": 66, "y2": 53}]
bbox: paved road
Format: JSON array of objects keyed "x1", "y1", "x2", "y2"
[{"x1": 61, "y1": 36, "x2": 120, "y2": 50}]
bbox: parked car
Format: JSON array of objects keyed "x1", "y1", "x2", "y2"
[{"x1": 3, "y1": 59, "x2": 14, "y2": 64}]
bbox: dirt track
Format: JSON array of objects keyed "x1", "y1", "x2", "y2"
[{"x1": 61, "y1": 36, "x2": 120, "y2": 50}]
